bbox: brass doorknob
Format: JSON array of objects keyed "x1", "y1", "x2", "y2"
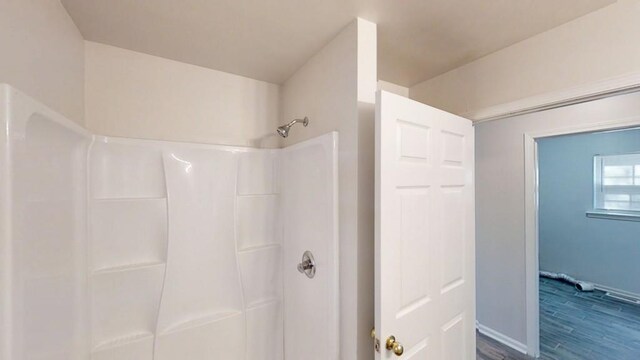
[{"x1": 386, "y1": 335, "x2": 404, "y2": 356}]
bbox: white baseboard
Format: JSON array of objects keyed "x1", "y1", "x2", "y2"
[
  {"x1": 476, "y1": 321, "x2": 528, "y2": 355},
  {"x1": 593, "y1": 283, "x2": 640, "y2": 303}
]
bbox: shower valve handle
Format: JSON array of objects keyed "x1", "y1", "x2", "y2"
[
  {"x1": 297, "y1": 259, "x2": 313, "y2": 272},
  {"x1": 297, "y1": 250, "x2": 316, "y2": 278}
]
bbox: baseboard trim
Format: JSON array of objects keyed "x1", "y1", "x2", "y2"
[
  {"x1": 476, "y1": 321, "x2": 528, "y2": 355},
  {"x1": 593, "y1": 283, "x2": 640, "y2": 303}
]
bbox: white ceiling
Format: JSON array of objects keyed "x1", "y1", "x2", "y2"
[{"x1": 61, "y1": 0, "x2": 615, "y2": 86}]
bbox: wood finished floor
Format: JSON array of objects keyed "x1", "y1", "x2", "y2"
[
  {"x1": 477, "y1": 278, "x2": 640, "y2": 359},
  {"x1": 477, "y1": 331, "x2": 530, "y2": 360},
  {"x1": 538, "y1": 277, "x2": 640, "y2": 360}
]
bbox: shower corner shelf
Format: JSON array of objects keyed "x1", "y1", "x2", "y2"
[
  {"x1": 159, "y1": 310, "x2": 243, "y2": 336},
  {"x1": 92, "y1": 196, "x2": 167, "y2": 202},
  {"x1": 237, "y1": 242, "x2": 281, "y2": 254},
  {"x1": 92, "y1": 261, "x2": 166, "y2": 276},
  {"x1": 246, "y1": 297, "x2": 280, "y2": 310},
  {"x1": 92, "y1": 331, "x2": 154, "y2": 353}
]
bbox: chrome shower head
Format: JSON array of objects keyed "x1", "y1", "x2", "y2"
[
  {"x1": 276, "y1": 126, "x2": 289, "y2": 138},
  {"x1": 277, "y1": 117, "x2": 309, "y2": 138}
]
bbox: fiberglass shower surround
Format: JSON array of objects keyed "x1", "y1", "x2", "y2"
[{"x1": 0, "y1": 84, "x2": 339, "y2": 360}]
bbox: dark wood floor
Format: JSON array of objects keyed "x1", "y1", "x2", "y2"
[
  {"x1": 539, "y1": 277, "x2": 640, "y2": 360},
  {"x1": 477, "y1": 279, "x2": 640, "y2": 359},
  {"x1": 477, "y1": 331, "x2": 530, "y2": 360}
]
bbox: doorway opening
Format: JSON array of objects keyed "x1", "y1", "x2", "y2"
[{"x1": 526, "y1": 125, "x2": 640, "y2": 358}]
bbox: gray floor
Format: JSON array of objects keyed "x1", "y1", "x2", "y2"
[
  {"x1": 477, "y1": 331, "x2": 530, "y2": 360},
  {"x1": 477, "y1": 279, "x2": 640, "y2": 359},
  {"x1": 539, "y1": 277, "x2": 640, "y2": 360}
]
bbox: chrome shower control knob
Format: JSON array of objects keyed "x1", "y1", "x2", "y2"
[{"x1": 297, "y1": 250, "x2": 316, "y2": 278}]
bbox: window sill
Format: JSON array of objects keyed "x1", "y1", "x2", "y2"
[{"x1": 586, "y1": 210, "x2": 640, "y2": 222}]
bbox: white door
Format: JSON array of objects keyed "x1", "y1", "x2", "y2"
[{"x1": 375, "y1": 91, "x2": 475, "y2": 359}]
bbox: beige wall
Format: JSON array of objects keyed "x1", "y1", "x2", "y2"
[
  {"x1": 85, "y1": 41, "x2": 281, "y2": 148},
  {"x1": 355, "y1": 19, "x2": 377, "y2": 360},
  {"x1": 377, "y1": 80, "x2": 409, "y2": 97},
  {"x1": 410, "y1": 0, "x2": 640, "y2": 117},
  {"x1": 281, "y1": 18, "x2": 377, "y2": 360},
  {"x1": 0, "y1": 0, "x2": 85, "y2": 125},
  {"x1": 474, "y1": 90, "x2": 640, "y2": 347}
]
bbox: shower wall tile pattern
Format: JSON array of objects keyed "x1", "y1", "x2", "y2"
[
  {"x1": 236, "y1": 194, "x2": 281, "y2": 250},
  {"x1": 88, "y1": 139, "x2": 283, "y2": 360},
  {"x1": 237, "y1": 151, "x2": 284, "y2": 360},
  {"x1": 3, "y1": 89, "x2": 335, "y2": 360},
  {"x1": 89, "y1": 141, "x2": 166, "y2": 360},
  {"x1": 90, "y1": 198, "x2": 167, "y2": 271}
]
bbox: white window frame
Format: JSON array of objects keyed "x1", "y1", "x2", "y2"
[{"x1": 593, "y1": 152, "x2": 640, "y2": 213}]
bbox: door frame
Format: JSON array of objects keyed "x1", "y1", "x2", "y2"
[{"x1": 524, "y1": 116, "x2": 640, "y2": 357}]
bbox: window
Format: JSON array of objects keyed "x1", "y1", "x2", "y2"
[{"x1": 594, "y1": 153, "x2": 640, "y2": 212}]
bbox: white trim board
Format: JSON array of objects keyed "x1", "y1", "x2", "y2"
[
  {"x1": 476, "y1": 322, "x2": 528, "y2": 355},
  {"x1": 594, "y1": 283, "x2": 640, "y2": 303},
  {"x1": 463, "y1": 71, "x2": 640, "y2": 123},
  {"x1": 523, "y1": 133, "x2": 540, "y2": 358},
  {"x1": 586, "y1": 209, "x2": 640, "y2": 222}
]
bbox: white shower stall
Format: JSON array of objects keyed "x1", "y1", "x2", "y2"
[{"x1": 0, "y1": 84, "x2": 339, "y2": 360}]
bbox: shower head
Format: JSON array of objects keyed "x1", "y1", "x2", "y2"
[{"x1": 277, "y1": 117, "x2": 309, "y2": 138}]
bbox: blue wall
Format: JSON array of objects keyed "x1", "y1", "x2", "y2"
[{"x1": 538, "y1": 128, "x2": 640, "y2": 295}]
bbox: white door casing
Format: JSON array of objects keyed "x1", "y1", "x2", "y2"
[{"x1": 375, "y1": 91, "x2": 475, "y2": 359}]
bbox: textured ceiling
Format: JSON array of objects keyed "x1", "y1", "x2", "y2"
[{"x1": 61, "y1": 0, "x2": 615, "y2": 86}]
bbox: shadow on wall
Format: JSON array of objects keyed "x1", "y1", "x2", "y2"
[{"x1": 249, "y1": 132, "x2": 281, "y2": 148}]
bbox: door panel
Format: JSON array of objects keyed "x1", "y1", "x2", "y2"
[{"x1": 375, "y1": 91, "x2": 475, "y2": 359}]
